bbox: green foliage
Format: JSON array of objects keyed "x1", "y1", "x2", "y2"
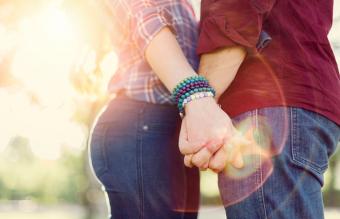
[
  {"x1": 0, "y1": 137, "x2": 88, "y2": 204},
  {"x1": 323, "y1": 146, "x2": 340, "y2": 206}
]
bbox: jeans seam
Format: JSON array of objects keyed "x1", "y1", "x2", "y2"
[
  {"x1": 138, "y1": 135, "x2": 144, "y2": 219},
  {"x1": 137, "y1": 106, "x2": 145, "y2": 219},
  {"x1": 255, "y1": 109, "x2": 268, "y2": 219},
  {"x1": 291, "y1": 108, "x2": 297, "y2": 164},
  {"x1": 253, "y1": 112, "x2": 263, "y2": 218}
]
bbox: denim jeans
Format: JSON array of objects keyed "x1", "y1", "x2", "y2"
[
  {"x1": 90, "y1": 95, "x2": 340, "y2": 219},
  {"x1": 89, "y1": 95, "x2": 200, "y2": 219},
  {"x1": 220, "y1": 107, "x2": 340, "y2": 219}
]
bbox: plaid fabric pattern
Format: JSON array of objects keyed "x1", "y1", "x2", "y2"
[{"x1": 106, "y1": 0, "x2": 199, "y2": 104}]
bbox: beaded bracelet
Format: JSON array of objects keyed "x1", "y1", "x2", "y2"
[
  {"x1": 172, "y1": 76, "x2": 209, "y2": 101},
  {"x1": 177, "y1": 86, "x2": 215, "y2": 111},
  {"x1": 179, "y1": 91, "x2": 215, "y2": 117},
  {"x1": 172, "y1": 75, "x2": 216, "y2": 117}
]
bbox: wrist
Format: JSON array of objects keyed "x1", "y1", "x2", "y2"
[
  {"x1": 214, "y1": 93, "x2": 222, "y2": 101},
  {"x1": 172, "y1": 75, "x2": 216, "y2": 118},
  {"x1": 184, "y1": 96, "x2": 217, "y2": 114}
]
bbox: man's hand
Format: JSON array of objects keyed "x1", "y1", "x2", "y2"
[
  {"x1": 208, "y1": 131, "x2": 251, "y2": 172},
  {"x1": 182, "y1": 45, "x2": 247, "y2": 172},
  {"x1": 178, "y1": 98, "x2": 252, "y2": 172},
  {"x1": 178, "y1": 97, "x2": 241, "y2": 169},
  {"x1": 181, "y1": 121, "x2": 251, "y2": 172}
]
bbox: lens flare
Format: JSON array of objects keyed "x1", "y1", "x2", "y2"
[{"x1": 219, "y1": 110, "x2": 289, "y2": 207}]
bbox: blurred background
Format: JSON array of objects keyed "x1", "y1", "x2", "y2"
[{"x1": 0, "y1": 0, "x2": 339, "y2": 219}]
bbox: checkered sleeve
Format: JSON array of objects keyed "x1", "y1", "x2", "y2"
[
  {"x1": 106, "y1": 0, "x2": 176, "y2": 55},
  {"x1": 132, "y1": 0, "x2": 175, "y2": 53}
]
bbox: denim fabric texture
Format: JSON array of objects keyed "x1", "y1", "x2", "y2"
[
  {"x1": 90, "y1": 95, "x2": 340, "y2": 219},
  {"x1": 221, "y1": 107, "x2": 340, "y2": 219},
  {"x1": 89, "y1": 95, "x2": 199, "y2": 219}
]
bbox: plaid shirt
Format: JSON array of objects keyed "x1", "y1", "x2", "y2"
[{"x1": 106, "y1": 0, "x2": 199, "y2": 104}]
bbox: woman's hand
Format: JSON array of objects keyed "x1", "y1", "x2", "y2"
[
  {"x1": 179, "y1": 97, "x2": 250, "y2": 172},
  {"x1": 178, "y1": 97, "x2": 240, "y2": 169}
]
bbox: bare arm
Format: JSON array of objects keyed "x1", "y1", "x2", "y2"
[
  {"x1": 199, "y1": 46, "x2": 246, "y2": 100},
  {"x1": 145, "y1": 27, "x2": 242, "y2": 170},
  {"x1": 182, "y1": 46, "x2": 248, "y2": 171},
  {"x1": 183, "y1": 0, "x2": 275, "y2": 171},
  {"x1": 145, "y1": 27, "x2": 197, "y2": 91}
]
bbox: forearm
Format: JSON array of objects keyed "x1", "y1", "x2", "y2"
[
  {"x1": 198, "y1": 46, "x2": 246, "y2": 100},
  {"x1": 145, "y1": 27, "x2": 197, "y2": 92}
]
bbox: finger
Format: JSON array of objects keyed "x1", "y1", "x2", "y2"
[
  {"x1": 228, "y1": 136, "x2": 246, "y2": 169},
  {"x1": 230, "y1": 149, "x2": 244, "y2": 169},
  {"x1": 230, "y1": 133, "x2": 254, "y2": 157},
  {"x1": 222, "y1": 131, "x2": 248, "y2": 169},
  {"x1": 200, "y1": 160, "x2": 210, "y2": 171},
  {"x1": 209, "y1": 148, "x2": 227, "y2": 173},
  {"x1": 227, "y1": 132, "x2": 249, "y2": 154},
  {"x1": 232, "y1": 135, "x2": 251, "y2": 148},
  {"x1": 178, "y1": 123, "x2": 205, "y2": 155},
  {"x1": 224, "y1": 142, "x2": 244, "y2": 169},
  {"x1": 179, "y1": 140, "x2": 206, "y2": 155},
  {"x1": 191, "y1": 147, "x2": 212, "y2": 168},
  {"x1": 205, "y1": 139, "x2": 224, "y2": 155},
  {"x1": 224, "y1": 143, "x2": 236, "y2": 163},
  {"x1": 184, "y1": 154, "x2": 194, "y2": 168}
]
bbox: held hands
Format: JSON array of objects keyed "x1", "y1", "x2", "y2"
[{"x1": 178, "y1": 97, "x2": 250, "y2": 172}]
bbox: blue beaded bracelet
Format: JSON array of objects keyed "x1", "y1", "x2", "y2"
[
  {"x1": 172, "y1": 75, "x2": 216, "y2": 117},
  {"x1": 172, "y1": 75, "x2": 209, "y2": 102}
]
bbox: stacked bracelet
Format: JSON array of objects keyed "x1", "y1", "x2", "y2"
[
  {"x1": 172, "y1": 75, "x2": 216, "y2": 117},
  {"x1": 181, "y1": 91, "x2": 215, "y2": 113}
]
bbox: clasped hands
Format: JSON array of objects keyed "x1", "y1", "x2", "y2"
[{"x1": 178, "y1": 97, "x2": 251, "y2": 172}]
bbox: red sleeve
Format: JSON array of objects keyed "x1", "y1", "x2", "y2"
[{"x1": 197, "y1": 0, "x2": 276, "y2": 55}]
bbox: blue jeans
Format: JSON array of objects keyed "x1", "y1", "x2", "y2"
[
  {"x1": 90, "y1": 95, "x2": 340, "y2": 219},
  {"x1": 89, "y1": 95, "x2": 199, "y2": 219},
  {"x1": 220, "y1": 107, "x2": 340, "y2": 219}
]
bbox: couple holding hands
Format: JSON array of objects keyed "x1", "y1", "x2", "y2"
[{"x1": 90, "y1": 0, "x2": 340, "y2": 218}]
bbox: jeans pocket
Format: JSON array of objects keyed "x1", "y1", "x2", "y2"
[
  {"x1": 90, "y1": 124, "x2": 109, "y2": 178},
  {"x1": 290, "y1": 108, "x2": 336, "y2": 185}
]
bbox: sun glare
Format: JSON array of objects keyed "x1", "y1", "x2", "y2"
[
  {"x1": 0, "y1": 4, "x2": 96, "y2": 160},
  {"x1": 11, "y1": 6, "x2": 80, "y2": 106},
  {"x1": 0, "y1": 0, "x2": 116, "y2": 160},
  {"x1": 43, "y1": 7, "x2": 76, "y2": 41}
]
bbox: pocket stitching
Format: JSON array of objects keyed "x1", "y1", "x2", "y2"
[{"x1": 290, "y1": 108, "x2": 328, "y2": 175}]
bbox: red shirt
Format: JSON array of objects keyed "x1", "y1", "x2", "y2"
[{"x1": 197, "y1": 0, "x2": 340, "y2": 125}]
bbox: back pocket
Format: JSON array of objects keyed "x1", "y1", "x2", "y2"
[{"x1": 290, "y1": 108, "x2": 337, "y2": 185}]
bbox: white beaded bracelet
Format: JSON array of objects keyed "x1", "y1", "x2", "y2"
[{"x1": 182, "y1": 91, "x2": 214, "y2": 108}]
